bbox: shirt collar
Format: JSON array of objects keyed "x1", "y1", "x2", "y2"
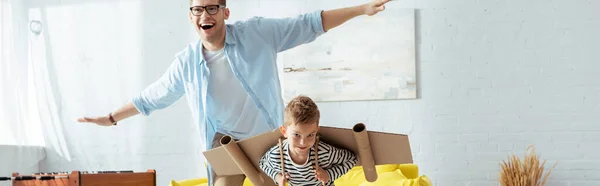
[
  {"x1": 198, "y1": 25, "x2": 235, "y2": 65},
  {"x1": 225, "y1": 24, "x2": 236, "y2": 45}
]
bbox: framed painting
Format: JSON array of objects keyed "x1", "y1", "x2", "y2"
[{"x1": 280, "y1": 7, "x2": 416, "y2": 102}]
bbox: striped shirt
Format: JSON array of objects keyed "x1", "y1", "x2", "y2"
[{"x1": 259, "y1": 139, "x2": 358, "y2": 186}]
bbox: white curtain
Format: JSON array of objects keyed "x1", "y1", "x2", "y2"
[
  {"x1": 2, "y1": 0, "x2": 141, "y2": 176},
  {"x1": 1, "y1": 1, "x2": 212, "y2": 185},
  {"x1": 2, "y1": 0, "x2": 141, "y2": 174},
  {"x1": 0, "y1": 0, "x2": 49, "y2": 180},
  {"x1": 2, "y1": 0, "x2": 203, "y2": 184},
  {"x1": 1, "y1": 0, "x2": 31, "y2": 147}
]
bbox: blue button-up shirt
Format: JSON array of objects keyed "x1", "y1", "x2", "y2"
[{"x1": 131, "y1": 10, "x2": 325, "y2": 154}]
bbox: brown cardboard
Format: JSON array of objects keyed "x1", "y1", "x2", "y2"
[
  {"x1": 313, "y1": 136, "x2": 326, "y2": 185},
  {"x1": 277, "y1": 138, "x2": 287, "y2": 185},
  {"x1": 352, "y1": 123, "x2": 377, "y2": 182},
  {"x1": 219, "y1": 135, "x2": 265, "y2": 185},
  {"x1": 202, "y1": 123, "x2": 413, "y2": 185}
]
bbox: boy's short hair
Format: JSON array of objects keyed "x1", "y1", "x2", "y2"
[{"x1": 284, "y1": 95, "x2": 320, "y2": 126}]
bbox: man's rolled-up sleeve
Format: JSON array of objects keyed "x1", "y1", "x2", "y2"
[
  {"x1": 250, "y1": 10, "x2": 326, "y2": 53},
  {"x1": 132, "y1": 57, "x2": 186, "y2": 115}
]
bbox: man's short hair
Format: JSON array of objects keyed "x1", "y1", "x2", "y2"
[
  {"x1": 189, "y1": 0, "x2": 226, "y2": 6},
  {"x1": 284, "y1": 95, "x2": 320, "y2": 126}
]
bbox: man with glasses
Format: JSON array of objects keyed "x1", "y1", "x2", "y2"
[{"x1": 78, "y1": 0, "x2": 392, "y2": 185}]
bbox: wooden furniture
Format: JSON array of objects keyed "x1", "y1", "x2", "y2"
[{"x1": 8, "y1": 169, "x2": 156, "y2": 186}]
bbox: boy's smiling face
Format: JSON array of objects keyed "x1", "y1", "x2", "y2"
[{"x1": 281, "y1": 122, "x2": 319, "y2": 156}]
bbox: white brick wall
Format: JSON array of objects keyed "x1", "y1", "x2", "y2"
[
  {"x1": 38, "y1": 0, "x2": 600, "y2": 186},
  {"x1": 317, "y1": 1, "x2": 600, "y2": 185}
]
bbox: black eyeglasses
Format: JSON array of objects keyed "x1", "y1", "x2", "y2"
[{"x1": 189, "y1": 5, "x2": 225, "y2": 16}]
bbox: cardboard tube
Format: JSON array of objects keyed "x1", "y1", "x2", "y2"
[
  {"x1": 220, "y1": 135, "x2": 264, "y2": 185},
  {"x1": 314, "y1": 135, "x2": 320, "y2": 169},
  {"x1": 278, "y1": 138, "x2": 286, "y2": 185},
  {"x1": 352, "y1": 123, "x2": 378, "y2": 182},
  {"x1": 314, "y1": 135, "x2": 326, "y2": 185}
]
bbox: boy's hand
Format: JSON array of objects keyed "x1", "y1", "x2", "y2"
[
  {"x1": 315, "y1": 167, "x2": 330, "y2": 184},
  {"x1": 276, "y1": 173, "x2": 290, "y2": 186}
]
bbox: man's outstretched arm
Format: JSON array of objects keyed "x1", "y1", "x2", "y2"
[
  {"x1": 251, "y1": 0, "x2": 391, "y2": 53},
  {"x1": 77, "y1": 102, "x2": 140, "y2": 126},
  {"x1": 321, "y1": 0, "x2": 391, "y2": 32},
  {"x1": 78, "y1": 55, "x2": 188, "y2": 126}
]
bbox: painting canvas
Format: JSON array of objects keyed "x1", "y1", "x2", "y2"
[{"x1": 279, "y1": 8, "x2": 416, "y2": 102}]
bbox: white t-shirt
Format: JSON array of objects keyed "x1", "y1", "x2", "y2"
[{"x1": 204, "y1": 47, "x2": 266, "y2": 140}]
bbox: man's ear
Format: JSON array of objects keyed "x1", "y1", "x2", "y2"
[
  {"x1": 224, "y1": 8, "x2": 230, "y2": 20},
  {"x1": 279, "y1": 125, "x2": 287, "y2": 137}
]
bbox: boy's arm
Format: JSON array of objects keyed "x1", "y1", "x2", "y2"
[
  {"x1": 323, "y1": 144, "x2": 359, "y2": 181},
  {"x1": 259, "y1": 147, "x2": 282, "y2": 183}
]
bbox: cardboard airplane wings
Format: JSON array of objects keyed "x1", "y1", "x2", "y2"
[{"x1": 202, "y1": 123, "x2": 413, "y2": 186}]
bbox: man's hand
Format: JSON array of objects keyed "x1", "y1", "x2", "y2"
[
  {"x1": 315, "y1": 167, "x2": 330, "y2": 185},
  {"x1": 363, "y1": 0, "x2": 392, "y2": 16},
  {"x1": 77, "y1": 116, "x2": 114, "y2": 126},
  {"x1": 77, "y1": 102, "x2": 139, "y2": 127},
  {"x1": 321, "y1": 0, "x2": 391, "y2": 31},
  {"x1": 276, "y1": 172, "x2": 290, "y2": 186}
]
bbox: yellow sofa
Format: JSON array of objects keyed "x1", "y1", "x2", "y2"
[{"x1": 169, "y1": 164, "x2": 431, "y2": 186}]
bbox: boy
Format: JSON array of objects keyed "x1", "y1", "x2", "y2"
[{"x1": 259, "y1": 95, "x2": 358, "y2": 186}]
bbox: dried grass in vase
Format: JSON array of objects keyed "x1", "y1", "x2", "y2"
[{"x1": 499, "y1": 145, "x2": 558, "y2": 186}]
